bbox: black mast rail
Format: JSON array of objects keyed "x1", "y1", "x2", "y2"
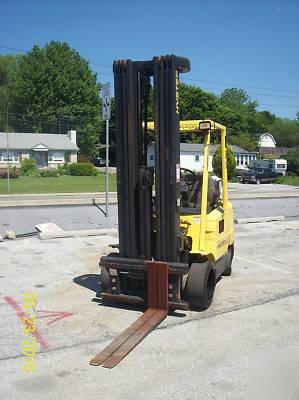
[{"x1": 113, "y1": 55, "x2": 190, "y2": 263}]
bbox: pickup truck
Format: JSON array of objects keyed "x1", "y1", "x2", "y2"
[{"x1": 240, "y1": 168, "x2": 277, "y2": 184}]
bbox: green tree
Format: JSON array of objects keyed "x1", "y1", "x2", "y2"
[
  {"x1": 218, "y1": 88, "x2": 276, "y2": 147},
  {"x1": 286, "y1": 148, "x2": 299, "y2": 175},
  {"x1": 178, "y1": 84, "x2": 222, "y2": 143},
  {"x1": 268, "y1": 118, "x2": 299, "y2": 147},
  {"x1": 220, "y1": 88, "x2": 250, "y2": 108},
  {"x1": 179, "y1": 83, "x2": 221, "y2": 120},
  {"x1": 212, "y1": 145, "x2": 236, "y2": 180},
  {"x1": 0, "y1": 54, "x2": 19, "y2": 131},
  {"x1": 230, "y1": 133, "x2": 258, "y2": 151},
  {"x1": 12, "y1": 41, "x2": 102, "y2": 156}
]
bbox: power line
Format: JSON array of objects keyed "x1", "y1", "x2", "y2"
[
  {"x1": 0, "y1": 45, "x2": 27, "y2": 53},
  {"x1": 89, "y1": 61, "x2": 111, "y2": 69},
  {"x1": 0, "y1": 110, "x2": 91, "y2": 129},
  {"x1": 1, "y1": 44, "x2": 299, "y2": 95},
  {"x1": 182, "y1": 77, "x2": 299, "y2": 93},
  {"x1": 92, "y1": 71, "x2": 299, "y2": 99},
  {"x1": 179, "y1": 81, "x2": 299, "y2": 99}
]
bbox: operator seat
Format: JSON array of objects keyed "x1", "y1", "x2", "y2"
[{"x1": 187, "y1": 173, "x2": 221, "y2": 212}]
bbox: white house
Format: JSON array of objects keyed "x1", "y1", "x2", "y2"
[
  {"x1": 259, "y1": 133, "x2": 276, "y2": 148},
  {"x1": 0, "y1": 130, "x2": 78, "y2": 169},
  {"x1": 147, "y1": 143, "x2": 256, "y2": 171}
]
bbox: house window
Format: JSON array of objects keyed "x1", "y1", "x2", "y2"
[
  {"x1": 150, "y1": 155, "x2": 154, "y2": 161},
  {"x1": 236, "y1": 155, "x2": 240, "y2": 166},
  {"x1": 245, "y1": 155, "x2": 248, "y2": 165},
  {"x1": 1, "y1": 151, "x2": 19, "y2": 162},
  {"x1": 240, "y1": 155, "x2": 244, "y2": 165},
  {"x1": 195, "y1": 155, "x2": 199, "y2": 162},
  {"x1": 48, "y1": 151, "x2": 64, "y2": 162}
]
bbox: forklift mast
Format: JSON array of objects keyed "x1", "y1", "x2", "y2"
[{"x1": 114, "y1": 55, "x2": 190, "y2": 263}]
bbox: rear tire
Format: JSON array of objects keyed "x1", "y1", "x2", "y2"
[
  {"x1": 185, "y1": 261, "x2": 216, "y2": 310},
  {"x1": 222, "y1": 244, "x2": 234, "y2": 276}
]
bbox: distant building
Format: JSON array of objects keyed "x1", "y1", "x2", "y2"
[
  {"x1": 147, "y1": 143, "x2": 256, "y2": 172},
  {"x1": 259, "y1": 133, "x2": 276, "y2": 148},
  {"x1": 0, "y1": 130, "x2": 78, "y2": 169},
  {"x1": 260, "y1": 146, "x2": 290, "y2": 158}
]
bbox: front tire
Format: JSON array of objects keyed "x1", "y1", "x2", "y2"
[
  {"x1": 184, "y1": 261, "x2": 216, "y2": 310},
  {"x1": 100, "y1": 267, "x2": 110, "y2": 292}
]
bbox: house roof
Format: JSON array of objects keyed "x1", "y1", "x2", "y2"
[
  {"x1": 149, "y1": 142, "x2": 254, "y2": 154},
  {"x1": 0, "y1": 132, "x2": 78, "y2": 151},
  {"x1": 180, "y1": 143, "x2": 253, "y2": 154},
  {"x1": 259, "y1": 132, "x2": 276, "y2": 145}
]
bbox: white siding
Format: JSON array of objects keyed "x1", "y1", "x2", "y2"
[
  {"x1": 147, "y1": 148, "x2": 213, "y2": 172},
  {"x1": 180, "y1": 153, "x2": 213, "y2": 171},
  {"x1": 148, "y1": 145, "x2": 256, "y2": 172},
  {"x1": 235, "y1": 153, "x2": 256, "y2": 170},
  {"x1": 70, "y1": 152, "x2": 77, "y2": 163}
]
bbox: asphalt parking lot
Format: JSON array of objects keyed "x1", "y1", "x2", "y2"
[{"x1": 1, "y1": 218, "x2": 299, "y2": 400}]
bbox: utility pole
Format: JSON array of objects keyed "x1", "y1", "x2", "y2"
[
  {"x1": 102, "y1": 83, "x2": 111, "y2": 218},
  {"x1": 6, "y1": 106, "x2": 10, "y2": 194},
  {"x1": 105, "y1": 119, "x2": 109, "y2": 216}
]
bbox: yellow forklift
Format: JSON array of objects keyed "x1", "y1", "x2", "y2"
[
  {"x1": 147, "y1": 119, "x2": 235, "y2": 310},
  {"x1": 91, "y1": 55, "x2": 234, "y2": 368}
]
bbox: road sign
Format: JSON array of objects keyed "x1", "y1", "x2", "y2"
[{"x1": 102, "y1": 83, "x2": 111, "y2": 120}]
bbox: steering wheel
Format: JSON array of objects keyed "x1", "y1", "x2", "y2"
[{"x1": 180, "y1": 168, "x2": 197, "y2": 186}]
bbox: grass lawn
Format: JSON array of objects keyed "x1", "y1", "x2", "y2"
[
  {"x1": 0, "y1": 174, "x2": 117, "y2": 194},
  {"x1": 277, "y1": 176, "x2": 299, "y2": 186}
]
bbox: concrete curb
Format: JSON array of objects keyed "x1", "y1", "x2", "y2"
[
  {"x1": 3, "y1": 215, "x2": 289, "y2": 242},
  {"x1": 1, "y1": 193, "x2": 299, "y2": 208},
  {"x1": 234, "y1": 216, "x2": 286, "y2": 224},
  {"x1": 0, "y1": 196, "x2": 118, "y2": 208},
  {"x1": 230, "y1": 193, "x2": 299, "y2": 200},
  {"x1": 39, "y1": 228, "x2": 118, "y2": 240}
]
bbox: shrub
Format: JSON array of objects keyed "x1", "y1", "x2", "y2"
[
  {"x1": 40, "y1": 168, "x2": 59, "y2": 177},
  {"x1": 212, "y1": 145, "x2": 236, "y2": 180},
  {"x1": 20, "y1": 158, "x2": 38, "y2": 177},
  {"x1": 69, "y1": 162, "x2": 97, "y2": 176},
  {"x1": 276, "y1": 176, "x2": 284, "y2": 184},
  {"x1": 77, "y1": 154, "x2": 90, "y2": 163},
  {"x1": 286, "y1": 148, "x2": 299, "y2": 175},
  {"x1": 57, "y1": 163, "x2": 70, "y2": 176},
  {"x1": 0, "y1": 167, "x2": 20, "y2": 179}
]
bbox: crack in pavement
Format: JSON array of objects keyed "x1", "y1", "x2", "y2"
[{"x1": 1, "y1": 288, "x2": 298, "y2": 363}]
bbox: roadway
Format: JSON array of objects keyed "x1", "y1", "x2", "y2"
[
  {"x1": 0, "y1": 198, "x2": 299, "y2": 235},
  {"x1": 0, "y1": 183, "x2": 298, "y2": 208}
]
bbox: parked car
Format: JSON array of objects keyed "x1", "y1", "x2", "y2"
[
  {"x1": 92, "y1": 156, "x2": 106, "y2": 167},
  {"x1": 240, "y1": 168, "x2": 277, "y2": 184},
  {"x1": 249, "y1": 158, "x2": 287, "y2": 176}
]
